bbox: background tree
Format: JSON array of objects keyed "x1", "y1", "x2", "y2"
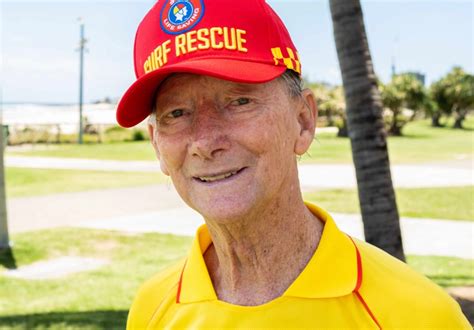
[
  {"x1": 310, "y1": 83, "x2": 348, "y2": 136},
  {"x1": 424, "y1": 91, "x2": 443, "y2": 127},
  {"x1": 430, "y1": 67, "x2": 474, "y2": 129},
  {"x1": 310, "y1": 83, "x2": 334, "y2": 126},
  {"x1": 380, "y1": 74, "x2": 426, "y2": 136},
  {"x1": 324, "y1": 86, "x2": 348, "y2": 137},
  {"x1": 329, "y1": 0, "x2": 405, "y2": 260}
]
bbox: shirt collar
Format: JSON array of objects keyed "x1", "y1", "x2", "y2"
[
  {"x1": 178, "y1": 224, "x2": 217, "y2": 303},
  {"x1": 177, "y1": 202, "x2": 359, "y2": 304}
]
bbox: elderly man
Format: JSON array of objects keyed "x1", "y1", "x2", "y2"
[{"x1": 117, "y1": 0, "x2": 469, "y2": 328}]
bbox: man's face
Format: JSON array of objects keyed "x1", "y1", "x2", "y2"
[{"x1": 149, "y1": 74, "x2": 316, "y2": 222}]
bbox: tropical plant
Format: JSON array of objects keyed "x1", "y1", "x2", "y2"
[
  {"x1": 323, "y1": 86, "x2": 348, "y2": 136},
  {"x1": 380, "y1": 74, "x2": 426, "y2": 135},
  {"x1": 310, "y1": 83, "x2": 348, "y2": 135},
  {"x1": 430, "y1": 67, "x2": 474, "y2": 129},
  {"x1": 423, "y1": 92, "x2": 443, "y2": 127},
  {"x1": 310, "y1": 83, "x2": 333, "y2": 125},
  {"x1": 329, "y1": 0, "x2": 405, "y2": 260}
]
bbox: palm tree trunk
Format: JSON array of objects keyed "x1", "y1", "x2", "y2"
[
  {"x1": 431, "y1": 112, "x2": 442, "y2": 127},
  {"x1": 389, "y1": 108, "x2": 402, "y2": 136},
  {"x1": 337, "y1": 116, "x2": 348, "y2": 137},
  {"x1": 453, "y1": 109, "x2": 466, "y2": 129},
  {"x1": 0, "y1": 124, "x2": 10, "y2": 250},
  {"x1": 329, "y1": 0, "x2": 405, "y2": 260}
]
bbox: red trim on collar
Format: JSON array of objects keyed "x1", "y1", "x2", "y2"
[
  {"x1": 355, "y1": 291, "x2": 382, "y2": 329},
  {"x1": 348, "y1": 235, "x2": 362, "y2": 292},
  {"x1": 176, "y1": 260, "x2": 187, "y2": 304},
  {"x1": 348, "y1": 236, "x2": 382, "y2": 329}
]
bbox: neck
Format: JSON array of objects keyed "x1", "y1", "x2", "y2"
[{"x1": 203, "y1": 174, "x2": 324, "y2": 306}]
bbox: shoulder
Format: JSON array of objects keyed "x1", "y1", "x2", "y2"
[
  {"x1": 353, "y1": 239, "x2": 470, "y2": 328},
  {"x1": 127, "y1": 259, "x2": 185, "y2": 330}
]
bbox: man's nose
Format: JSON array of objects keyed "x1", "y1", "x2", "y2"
[{"x1": 189, "y1": 107, "x2": 230, "y2": 160}]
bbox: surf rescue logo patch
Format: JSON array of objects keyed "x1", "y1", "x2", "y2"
[{"x1": 160, "y1": 0, "x2": 204, "y2": 35}]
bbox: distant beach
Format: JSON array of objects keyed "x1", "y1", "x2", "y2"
[{"x1": 1, "y1": 103, "x2": 119, "y2": 133}]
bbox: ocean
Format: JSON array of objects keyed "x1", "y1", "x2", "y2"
[{"x1": 1, "y1": 103, "x2": 119, "y2": 133}]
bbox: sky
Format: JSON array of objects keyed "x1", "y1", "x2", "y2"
[{"x1": 0, "y1": 0, "x2": 472, "y2": 104}]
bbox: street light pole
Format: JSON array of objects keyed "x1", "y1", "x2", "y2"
[
  {"x1": 391, "y1": 35, "x2": 399, "y2": 79},
  {"x1": 0, "y1": 117, "x2": 10, "y2": 250},
  {"x1": 78, "y1": 19, "x2": 86, "y2": 144}
]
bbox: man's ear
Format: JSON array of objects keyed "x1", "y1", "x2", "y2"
[
  {"x1": 294, "y1": 88, "x2": 318, "y2": 156},
  {"x1": 147, "y1": 123, "x2": 170, "y2": 176}
]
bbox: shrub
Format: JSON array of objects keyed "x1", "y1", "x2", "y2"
[{"x1": 132, "y1": 129, "x2": 146, "y2": 141}]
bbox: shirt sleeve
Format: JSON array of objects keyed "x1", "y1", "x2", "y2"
[{"x1": 353, "y1": 238, "x2": 471, "y2": 328}]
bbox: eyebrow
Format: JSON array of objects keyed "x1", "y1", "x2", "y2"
[
  {"x1": 226, "y1": 83, "x2": 263, "y2": 95},
  {"x1": 155, "y1": 79, "x2": 268, "y2": 111}
]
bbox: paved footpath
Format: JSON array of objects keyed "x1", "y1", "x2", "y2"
[
  {"x1": 5, "y1": 155, "x2": 474, "y2": 189},
  {"x1": 5, "y1": 155, "x2": 473, "y2": 259},
  {"x1": 7, "y1": 184, "x2": 473, "y2": 260}
]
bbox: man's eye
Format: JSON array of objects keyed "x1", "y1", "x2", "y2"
[
  {"x1": 168, "y1": 109, "x2": 184, "y2": 118},
  {"x1": 159, "y1": 109, "x2": 187, "y2": 126},
  {"x1": 232, "y1": 98, "x2": 250, "y2": 106}
]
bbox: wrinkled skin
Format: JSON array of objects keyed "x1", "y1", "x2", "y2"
[
  {"x1": 148, "y1": 73, "x2": 322, "y2": 306},
  {"x1": 149, "y1": 74, "x2": 315, "y2": 223}
]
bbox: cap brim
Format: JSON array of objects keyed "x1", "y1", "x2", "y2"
[{"x1": 116, "y1": 59, "x2": 286, "y2": 128}]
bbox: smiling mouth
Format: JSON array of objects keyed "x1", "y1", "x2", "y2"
[{"x1": 194, "y1": 168, "x2": 246, "y2": 183}]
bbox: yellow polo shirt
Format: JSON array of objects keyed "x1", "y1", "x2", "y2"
[{"x1": 127, "y1": 203, "x2": 470, "y2": 329}]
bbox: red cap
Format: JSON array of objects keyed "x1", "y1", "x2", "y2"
[{"x1": 117, "y1": 0, "x2": 302, "y2": 128}]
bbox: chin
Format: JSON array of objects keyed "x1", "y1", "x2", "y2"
[{"x1": 188, "y1": 193, "x2": 260, "y2": 224}]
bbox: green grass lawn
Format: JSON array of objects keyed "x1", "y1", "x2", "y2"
[
  {"x1": 303, "y1": 117, "x2": 474, "y2": 164},
  {"x1": 0, "y1": 229, "x2": 191, "y2": 329},
  {"x1": 6, "y1": 168, "x2": 169, "y2": 198},
  {"x1": 7, "y1": 118, "x2": 474, "y2": 164},
  {"x1": 406, "y1": 255, "x2": 474, "y2": 287},
  {"x1": 7, "y1": 170, "x2": 473, "y2": 221},
  {"x1": 0, "y1": 228, "x2": 472, "y2": 329},
  {"x1": 304, "y1": 186, "x2": 474, "y2": 221},
  {"x1": 6, "y1": 141, "x2": 156, "y2": 161}
]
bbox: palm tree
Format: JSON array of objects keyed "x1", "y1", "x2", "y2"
[
  {"x1": 329, "y1": 0, "x2": 405, "y2": 260},
  {"x1": 0, "y1": 123, "x2": 10, "y2": 251}
]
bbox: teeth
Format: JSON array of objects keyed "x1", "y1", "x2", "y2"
[{"x1": 198, "y1": 171, "x2": 237, "y2": 182}]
